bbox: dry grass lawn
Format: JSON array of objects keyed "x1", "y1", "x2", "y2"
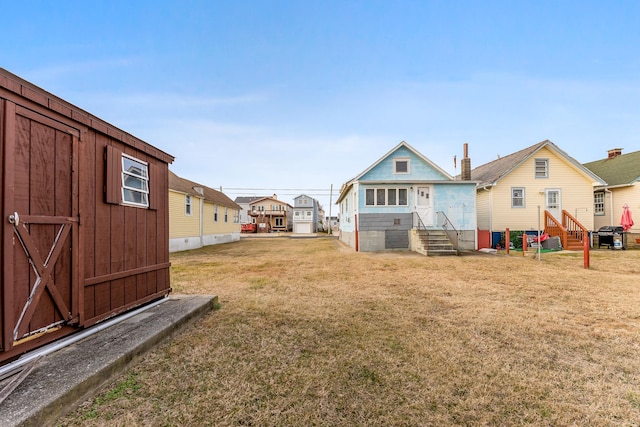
[{"x1": 59, "y1": 237, "x2": 640, "y2": 426}]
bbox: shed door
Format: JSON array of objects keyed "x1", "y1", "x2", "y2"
[{"x1": 2, "y1": 102, "x2": 80, "y2": 351}]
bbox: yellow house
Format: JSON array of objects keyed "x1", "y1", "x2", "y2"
[
  {"x1": 169, "y1": 170, "x2": 241, "y2": 252},
  {"x1": 471, "y1": 140, "x2": 605, "y2": 249}
]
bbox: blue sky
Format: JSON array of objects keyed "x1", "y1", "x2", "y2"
[{"x1": 3, "y1": 1, "x2": 640, "y2": 209}]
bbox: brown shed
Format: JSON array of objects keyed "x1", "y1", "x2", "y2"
[{"x1": 0, "y1": 68, "x2": 174, "y2": 364}]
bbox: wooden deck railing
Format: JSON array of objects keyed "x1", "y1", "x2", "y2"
[
  {"x1": 544, "y1": 210, "x2": 589, "y2": 249},
  {"x1": 544, "y1": 211, "x2": 567, "y2": 248},
  {"x1": 562, "y1": 209, "x2": 588, "y2": 243}
]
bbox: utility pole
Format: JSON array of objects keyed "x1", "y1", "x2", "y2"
[{"x1": 328, "y1": 184, "x2": 333, "y2": 235}]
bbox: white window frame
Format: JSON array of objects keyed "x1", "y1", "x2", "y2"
[
  {"x1": 535, "y1": 158, "x2": 549, "y2": 178},
  {"x1": 394, "y1": 158, "x2": 410, "y2": 174},
  {"x1": 364, "y1": 188, "x2": 409, "y2": 206},
  {"x1": 121, "y1": 154, "x2": 149, "y2": 208},
  {"x1": 185, "y1": 195, "x2": 192, "y2": 215},
  {"x1": 511, "y1": 187, "x2": 525, "y2": 208},
  {"x1": 214, "y1": 205, "x2": 218, "y2": 222},
  {"x1": 594, "y1": 192, "x2": 605, "y2": 215},
  {"x1": 225, "y1": 207, "x2": 229, "y2": 223}
]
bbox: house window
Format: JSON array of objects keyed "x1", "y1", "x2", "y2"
[
  {"x1": 535, "y1": 159, "x2": 549, "y2": 178},
  {"x1": 594, "y1": 192, "x2": 605, "y2": 215},
  {"x1": 306, "y1": 211, "x2": 312, "y2": 217},
  {"x1": 365, "y1": 188, "x2": 409, "y2": 206},
  {"x1": 394, "y1": 218, "x2": 401, "y2": 225},
  {"x1": 225, "y1": 207, "x2": 228, "y2": 223},
  {"x1": 185, "y1": 195, "x2": 192, "y2": 215},
  {"x1": 394, "y1": 158, "x2": 409, "y2": 174},
  {"x1": 388, "y1": 189, "x2": 397, "y2": 205},
  {"x1": 512, "y1": 187, "x2": 525, "y2": 208},
  {"x1": 122, "y1": 154, "x2": 149, "y2": 207},
  {"x1": 398, "y1": 189, "x2": 408, "y2": 205},
  {"x1": 214, "y1": 206, "x2": 218, "y2": 222},
  {"x1": 366, "y1": 189, "x2": 375, "y2": 205},
  {"x1": 295, "y1": 211, "x2": 300, "y2": 217},
  {"x1": 275, "y1": 217, "x2": 284, "y2": 227}
]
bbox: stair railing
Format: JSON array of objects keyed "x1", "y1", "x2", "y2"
[
  {"x1": 544, "y1": 211, "x2": 568, "y2": 249},
  {"x1": 436, "y1": 211, "x2": 459, "y2": 254},
  {"x1": 413, "y1": 212, "x2": 430, "y2": 254},
  {"x1": 562, "y1": 210, "x2": 588, "y2": 245}
]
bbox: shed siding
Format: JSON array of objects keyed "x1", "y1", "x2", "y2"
[{"x1": 1, "y1": 68, "x2": 172, "y2": 362}]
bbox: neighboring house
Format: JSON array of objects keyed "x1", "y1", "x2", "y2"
[
  {"x1": 336, "y1": 141, "x2": 477, "y2": 253},
  {"x1": 292, "y1": 194, "x2": 320, "y2": 234},
  {"x1": 0, "y1": 68, "x2": 173, "y2": 363},
  {"x1": 235, "y1": 196, "x2": 266, "y2": 224},
  {"x1": 248, "y1": 195, "x2": 293, "y2": 232},
  {"x1": 169, "y1": 171, "x2": 241, "y2": 252},
  {"x1": 325, "y1": 216, "x2": 339, "y2": 233},
  {"x1": 470, "y1": 140, "x2": 605, "y2": 249},
  {"x1": 584, "y1": 148, "x2": 640, "y2": 239}
]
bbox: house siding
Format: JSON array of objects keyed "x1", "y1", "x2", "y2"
[
  {"x1": 168, "y1": 191, "x2": 201, "y2": 238},
  {"x1": 477, "y1": 189, "x2": 491, "y2": 230},
  {"x1": 489, "y1": 147, "x2": 596, "y2": 231}
]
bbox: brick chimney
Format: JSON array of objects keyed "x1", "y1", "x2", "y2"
[
  {"x1": 461, "y1": 143, "x2": 472, "y2": 181},
  {"x1": 608, "y1": 148, "x2": 623, "y2": 159}
]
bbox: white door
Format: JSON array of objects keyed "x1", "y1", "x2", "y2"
[
  {"x1": 415, "y1": 186, "x2": 434, "y2": 227},
  {"x1": 545, "y1": 189, "x2": 562, "y2": 220}
]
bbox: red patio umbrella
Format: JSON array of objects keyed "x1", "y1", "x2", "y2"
[{"x1": 620, "y1": 204, "x2": 634, "y2": 231}]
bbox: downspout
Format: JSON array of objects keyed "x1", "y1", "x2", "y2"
[
  {"x1": 605, "y1": 188, "x2": 613, "y2": 226},
  {"x1": 199, "y1": 197, "x2": 204, "y2": 248},
  {"x1": 355, "y1": 214, "x2": 359, "y2": 252}
]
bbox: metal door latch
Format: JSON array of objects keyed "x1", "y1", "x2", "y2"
[{"x1": 8, "y1": 212, "x2": 19, "y2": 226}]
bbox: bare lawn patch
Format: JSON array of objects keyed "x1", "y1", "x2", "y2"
[{"x1": 59, "y1": 238, "x2": 640, "y2": 426}]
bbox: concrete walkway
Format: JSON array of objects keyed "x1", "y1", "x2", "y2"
[{"x1": 0, "y1": 294, "x2": 216, "y2": 427}]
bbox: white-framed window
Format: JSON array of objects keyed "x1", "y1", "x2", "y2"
[
  {"x1": 512, "y1": 187, "x2": 525, "y2": 208},
  {"x1": 275, "y1": 217, "x2": 284, "y2": 227},
  {"x1": 225, "y1": 207, "x2": 228, "y2": 223},
  {"x1": 306, "y1": 211, "x2": 312, "y2": 217},
  {"x1": 394, "y1": 158, "x2": 410, "y2": 174},
  {"x1": 185, "y1": 195, "x2": 192, "y2": 215},
  {"x1": 214, "y1": 205, "x2": 218, "y2": 222},
  {"x1": 121, "y1": 154, "x2": 149, "y2": 208},
  {"x1": 535, "y1": 158, "x2": 549, "y2": 178},
  {"x1": 365, "y1": 188, "x2": 409, "y2": 206},
  {"x1": 295, "y1": 211, "x2": 300, "y2": 217},
  {"x1": 594, "y1": 192, "x2": 605, "y2": 215}
]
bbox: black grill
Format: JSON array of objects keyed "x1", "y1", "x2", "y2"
[{"x1": 597, "y1": 226, "x2": 624, "y2": 249}]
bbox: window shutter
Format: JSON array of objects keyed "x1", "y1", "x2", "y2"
[
  {"x1": 149, "y1": 162, "x2": 158, "y2": 210},
  {"x1": 105, "y1": 145, "x2": 122, "y2": 204}
]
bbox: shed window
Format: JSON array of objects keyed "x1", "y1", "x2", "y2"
[
  {"x1": 512, "y1": 187, "x2": 525, "y2": 208},
  {"x1": 535, "y1": 159, "x2": 549, "y2": 178},
  {"x1": 594, "y1": 192, "x2": 605, "y2": 215},
  {"x1": 185, "y1": 195, "x2": 192, "y2": 215},
  {"x1": 122, "y1": 154, "x2": 149, "y2": 208}
]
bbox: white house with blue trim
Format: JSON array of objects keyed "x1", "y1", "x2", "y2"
[{"x1": 336, "y1": 141, "x2": 477, "y2": 253}]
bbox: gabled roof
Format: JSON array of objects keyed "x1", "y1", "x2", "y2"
[
  {"x1": 583, "y1": 150, "x2": 640, "y2": 187},
  {"x1": 356, "y1": 140, "x2": 453, "y2": 182},
  {"x1": 234, "y1": 196, "x2": 266, "y2": 204},
  {"x1": 248, "y1": 196, "x2": 293, "y2": 208},
  {"x1": 169, "y1": 170, "x2": 241, "y2": 210},
  {"x1": 336, "y1": 141, "x2": 452, "y2": 203},
  {"x1": 471, "y1": 140, "x2": 605, "y2": 188}
]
